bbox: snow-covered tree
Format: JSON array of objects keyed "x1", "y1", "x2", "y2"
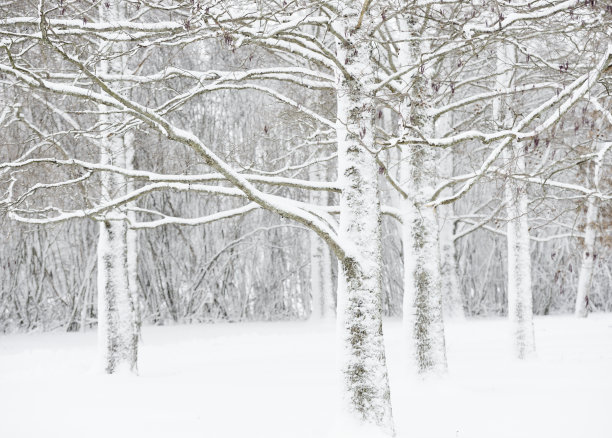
[
  {"x1": 95, "y1": 0, "x2": 139, "y2": 374},
  {"x1": 1, "y1": 0, "x2": 611, "y2": 433}
]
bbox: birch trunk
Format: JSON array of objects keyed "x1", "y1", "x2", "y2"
[
  {"x1": 398, "y1": 24, "x2": 447, "y2": 375},
  {"x1": 125, "y1": 131, "x2": 141, "y2": 334},
  {"x1": 400, "y1": 150, "x2": 447, "y2": 374},
  {"x1": 495, "y1": 43, "x2": 535, "y2": 359},
  {"x1": 504, "y1": 179, "x2": 535, "y2": 358},
  {"x1": 97, "y1": 0, "x2": 138, "y2": 374},
  {"x1": 333, "y1": 5, "x2": 394, "y2": 434},
  {"x1": 575, "y1": 140, "x2": 610, "y2": 316},
  {"x1": 438, "y1": 203, "x2": 463, "y2": 320},
  {"x1": 575, "y1": 198, "x2": 598, "y2": 317}
]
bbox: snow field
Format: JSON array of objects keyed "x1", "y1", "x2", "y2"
[{"x1": 0, "y1": 315, "x2": 610, "y2": 438}]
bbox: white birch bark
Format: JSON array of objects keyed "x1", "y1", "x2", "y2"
[
  {"x1": 97, "y1": 0, "x2": 138, "y2": 374},
  {"x1": 333, "y1": 5, "x2": 394, "y2": 434},
  {"x1": 575, "y1": 139, "x2": 611, "y2": 317},
  {"x1": 575, "y1": 197, "x2": 598, "y2": 317},
  {"x1": 504, "y1": 179, "x2": 535, "y2": 358},
  {"x1": 495, "y1": 43, "x2": 535, "y2": 359},
  {"x1": 398, "y1": 23, "x2": 447, "y2": 375},
  {"x1": 438, "y1": 203, "x2": 463, "y2": 320},
  {"x1": 124, "y1": 130, "x2": 141, "y2": 333}
]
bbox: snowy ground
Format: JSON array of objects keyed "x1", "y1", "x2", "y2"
[{"x1": 1, "y1": 314, "x2": 611, "y2": 438}]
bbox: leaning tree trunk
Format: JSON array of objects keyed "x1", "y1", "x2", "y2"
[
  {"x1": 398, "y1": 22, "x2": 447, "y2": 375},
  {"x1": 333, "y1": 6, "x2": 394, "y2": 435},
  {"x1": 309, "y1": 164, "x2": 335, "y2": 320},
  {"x1": 495, "y1": 43, "x2": 535, "y2": 359},
  {"x1": 96, "y1": 0, "x2": 139, "y2": 374}
]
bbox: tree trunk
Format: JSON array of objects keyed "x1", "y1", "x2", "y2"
[
  {"x1": 97, "y1": 217, "x2": 138, "y2": 373},
  {"x1": 575, "y1": 197, "x2": 598, "y2": 317},
  {"x1": 495, "y1": 43, "x2": 535, "y2": 359},
  {"x1": 398, "y1": 22, "x2": 447, "y2": 375},
  {"x1": 400, "y1": 149, "x2": 447, "y2": 374},
  {"x1": 504, "y1": 180, "x2": 536, "y2": 358},
  {"x1": 575, "y1": 140, "x2": 609, "y2": 317},
  {"x1": 438, "y1": 203, "x2": 464, "y2": 320},
  {"x1": 125, "y1": 131, "x2": 141, "y2": 334},
  {"x1": 96, "y1": 0, "x2": 139, "y2": 374},
  {"x1": 333, "y1": 8, "x2": 394, "y2": 434}
]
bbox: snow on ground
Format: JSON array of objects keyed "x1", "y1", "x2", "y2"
[{"x1": 1, "y1": 314, "x2": 611, "y2": 438}]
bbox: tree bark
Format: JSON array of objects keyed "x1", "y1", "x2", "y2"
[
  {"x1": 495, "y1": 43, "x2": 535, "y2": 359},
  {"x1": 575, "y1": 197, "x2": 598, "y2": 317},
  {"x1": 400, "y1": 150, "x2": 447, "y2": 374},
  {"x1": 504, "y1": 179, "x2": 536, "y2": 358},
  {"x1": 96, "y1": 0, "x2": 139, "y2": 374},
  {"x1": 438, "y1": 202, "x2": 464, "y2": 320},
  {"x1": 125, "y1": 130, "x2": 141, "y2": 334},
  {"x1": 333, "y1": 6, "x2": 394, "y2": 434},
  {"x1": 398, "y1": 21, "x2": 447, "y2": 375}
]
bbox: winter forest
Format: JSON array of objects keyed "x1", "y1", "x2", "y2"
[{"x1": 0, "y1": 0, "x2": 611, "y2": 437}]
